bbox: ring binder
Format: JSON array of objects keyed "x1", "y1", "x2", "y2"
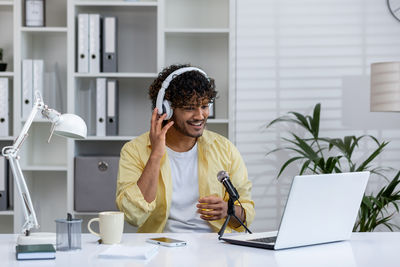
[
  {"x1": 78, "y1": 14, "x2": 89, "y2": 73},
  {"x1": 0, "y1": 78, "x2": 8, "y2": 136},
  {"x1": 106, "y1": 80, "x2": 118, "y2": 136},
  {"x1": 96, "y1": 78, "x2": 106, "y2": 136},
  {"x1": 89, "y1": 14, "x2": 101, "y2": 73},
  {"x1": 102, "y1": 17, "x2": 118, "y2": 72},
  {"x1": 22, "y1": 60, "x2": 33, "y2": 120}
]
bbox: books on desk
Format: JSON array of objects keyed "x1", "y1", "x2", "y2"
[{"x1": 16, "y1": 244, "x2": 56, "y2": 260}]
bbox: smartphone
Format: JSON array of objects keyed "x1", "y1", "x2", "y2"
[{"x1": 146, "y1": 237, "x2": 187, "y2": 247}]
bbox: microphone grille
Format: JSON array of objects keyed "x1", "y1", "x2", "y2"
[{"x1": 217, "y1": 170, "x2": 229, "y2": 182}]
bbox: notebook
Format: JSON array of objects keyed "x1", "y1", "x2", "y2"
[
  {"x1": 98, "y1": 244, "x2": 159, "y2": 260},
  {"x1": 221, "y1": 172, "x2": 370, "y2": 250},
  {"x1": 16, "y1": 244, "x2": 56, "y2": 260}
]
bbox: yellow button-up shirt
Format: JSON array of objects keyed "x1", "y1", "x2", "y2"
[{"x1": 116, "y1": 130, "x2": 255, "y2": 233}]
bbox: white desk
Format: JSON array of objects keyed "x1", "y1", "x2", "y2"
[{"x1": 0, "y1": 232, "x2": 399, "y2": 267}]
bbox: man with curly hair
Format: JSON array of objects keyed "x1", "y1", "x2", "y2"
[{"x1": 116, "y1": 64, "x2": 255, "y2": 233}]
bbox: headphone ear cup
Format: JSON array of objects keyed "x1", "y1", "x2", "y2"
[{"x1": 162, "y1": 100, "x2": 173, "y2": 120}]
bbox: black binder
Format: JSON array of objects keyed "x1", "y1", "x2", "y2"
[
  {"x1": 102, "y1": 16, "x2": 118, "y2": 72},
  {"x1": 106, "y1": 80, "x2": 119, "y2": 136}
]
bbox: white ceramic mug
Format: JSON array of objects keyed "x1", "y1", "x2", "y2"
[{"x1": 87, "y1": 211, "x2": 124, "y2": 244}]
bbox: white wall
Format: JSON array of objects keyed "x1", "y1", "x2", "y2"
[{"x1": 236, "y1": 0, "x2": 400, "y2": 231}]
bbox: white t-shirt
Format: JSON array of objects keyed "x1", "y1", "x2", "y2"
[{"x1": 163, "y1": 143, "x2": 213, "y2": 233}]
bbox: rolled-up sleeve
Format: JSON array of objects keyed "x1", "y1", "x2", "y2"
[{"x1": 116, "y1": 142, "x2": 156, "y2": 227}]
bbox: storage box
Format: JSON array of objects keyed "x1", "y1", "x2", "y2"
[{"x1": 74, "y1": 156, "x2": 119, "y2": 212}]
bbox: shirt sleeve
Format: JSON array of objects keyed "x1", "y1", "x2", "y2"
[
  {"x1": 228, "y1": 143, "x2": 255, "y2": 232},
  {"x1": 116, "y1": 142, "x2": 157, "y2": 227}
]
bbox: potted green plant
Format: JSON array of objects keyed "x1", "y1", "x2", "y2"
[
  {"x1": 267, "y1": 103, "x2": 400, "y2": 232},
  {"x1": 0, "y1": 48, "x2": 7, "y2": 71}
]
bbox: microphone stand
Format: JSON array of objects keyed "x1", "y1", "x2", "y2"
[{"x1": 218, "y1": 197, "x2": 252, "y2": 239}]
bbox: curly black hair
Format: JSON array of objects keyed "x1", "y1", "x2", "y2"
[{"x1": 149, "y1": 64, "x2": 217, "y2": 109}]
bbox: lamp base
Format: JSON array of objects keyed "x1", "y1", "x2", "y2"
[{"x1": 17, "y1": 232, "x2": 56, "y2": 245}]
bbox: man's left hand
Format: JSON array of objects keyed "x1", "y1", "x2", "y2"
[{"x1": 197, "y1": 196, "x2": 227, "y2": 221}]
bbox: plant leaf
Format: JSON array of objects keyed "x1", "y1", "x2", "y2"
[
  {"x1": 276, "y1": 157, "x2": 305, "y2": 179},
  {"x1": 356, "y1": 141, "x2": 388, "y2": 172},
  {"x1": 310, "y1": 103, "x2": 320, "y2": 139}
]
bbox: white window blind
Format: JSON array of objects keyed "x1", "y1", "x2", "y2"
[{"x1": 236, "y1": 0, "x2": 400, "y2": 231}]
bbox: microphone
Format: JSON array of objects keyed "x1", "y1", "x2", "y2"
[{"x1": 217, "y1": 170, "x2": 240, "y2": 200}]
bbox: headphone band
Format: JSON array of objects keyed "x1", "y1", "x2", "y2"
[{"x1": 156, "y1": 67, "x2": 208, "y2": 115}]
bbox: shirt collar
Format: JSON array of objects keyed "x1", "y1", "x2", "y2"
[{"x1": 146, "y1": 129, "x2": 215, "y2": 148}]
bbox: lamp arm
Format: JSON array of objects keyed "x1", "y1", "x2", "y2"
[
  {"x1": 0, "y1": 92, "x2": 47, "y2": 235},
  {"x1": 0, "y1": 91, "x2": 85, "y2": 237},
  {"x1": 8, "y1": 155, "x2": 39, "y2": 234}
]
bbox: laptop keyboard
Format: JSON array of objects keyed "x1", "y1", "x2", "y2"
[{"x1": 248, "y1": 236, "x2": 277, "y2": 244}]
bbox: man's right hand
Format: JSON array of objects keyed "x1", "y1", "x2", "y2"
[
  {"x1": 137, "y1": 108, "x2": 174, "y2": 203},
  {"x1": 149, "y1": 108, "x2": 174, "y2": 160}
]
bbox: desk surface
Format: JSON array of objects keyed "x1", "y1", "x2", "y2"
[{"x1": 0, "y1": 232, "x2": 399, "y2": 267}]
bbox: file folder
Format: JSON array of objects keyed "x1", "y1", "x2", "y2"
[
  {"x1": 78, "y1": 14, "x2": 89, "y2": 73},
  {"x1": 0, "y1": 78, "x2": 8, "y2": 136},
  {"x1": 22, "y1": 59, "x2": 33, "y2": 120},
  {"x1": 102, "y1": 16, "x2": 118, "y2": 72},
  {"x1": 89, "y1": 14, "x2": 101, "y2": 73},
  {"x1": 0, "y1": 156, "x2": 8, "y2": 211},
  {"x1": 106, "y1": 80, "x2": 118, "y2": 136},
  {"x1": 96, "y1": 78, "x2": 106, "y2": 136},
  {"x1": 33, "y1": 60, "x2": 44, "y2": 96}
]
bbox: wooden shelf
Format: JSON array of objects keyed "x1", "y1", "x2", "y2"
[
  {"x1": 165, "y1": 28, "x2": 230, "y2": 35},
  {"x1": 0, "y1": 210, "x2": 14, "y2": 215},
  {"x1": 74, "y1": 1, "x2": 157, "y2": 7},
  {"x1": 208, "y1": 119, "x2": 229, "y2": 124},
  {"x1": 20, "y1": 118, "x2": 51, "y2": 123},
  {"x1": 74, "y1": 72, "x2": 158, "y2": 78},
  {"x1": 21, "y1": 27, "x2": 68, "y2": 33},
  {"x1": 0, "y1": 72, "x2": 14, "y2": 77},
  {"x1": 83, "y1": 136, "x2": 135, "y2": 141},
  {"x1": 0, "y1": 136, "x2": 14, "y2": 141},
  {"x1": 0, "y1": 1, "x2": 13, "y2": 6},
  {"x1": 22, "y1": 165, "x2": 68, "y2": 171},
  {"x1": 73, "y1": 211, "x2": 99, "y2": 216}
]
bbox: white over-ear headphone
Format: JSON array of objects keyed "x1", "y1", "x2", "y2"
[{"x1": 155, "y1": 67, "x2": 208, "y2": 120}]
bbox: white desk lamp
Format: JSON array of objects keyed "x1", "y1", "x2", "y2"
[
  {"x1": 1, "y1": 91, "x2": 87, "y2": 245},
  {"x1": 371, "y1": 62, "x2": 400, "y2": 112}
]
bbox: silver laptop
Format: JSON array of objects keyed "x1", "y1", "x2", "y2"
[{"x1": 221, "y1": 172, "x2": 370, "y2": 250}]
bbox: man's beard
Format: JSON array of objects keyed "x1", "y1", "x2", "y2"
[{"x1": 172, "y1": 116, "x2": 206, "y2": 138}]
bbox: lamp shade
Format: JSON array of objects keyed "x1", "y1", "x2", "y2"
[
  {"x1": 54, "y1": 114, "x2": 87, "y2": 139},
  {"x1": 371, "y1": 62, "x2": 400, "y2": 112}
]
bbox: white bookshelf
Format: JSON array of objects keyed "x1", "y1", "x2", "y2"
[
  {"x1": 21, "y1": 27, "x2": 68, "y2": 32},
  {"x1": 0, "y1": 72, "x2": 13, "y2": 77},
  {"x1": 0, "y1": 137, "x2": 14, "y2": 141},
  {"x1": 0, "y1": 1, "x2": 13, "y2": 6},
  {"x1": 0, "y1": 0, "x2": 235, "y2": 233},
  {"x1": 75, "y1": 1, "x2": 158, "y2": 7},
  {"x1": 21, "y1": 165, "x2": 68, "y2": 172},
  {"x1": 165, "y1": 28, "x2": 230, "y2": 34},
  {"x1": 85, "y1": 136, "x2": 136, "y2": 141},
  {"x1": 74, "y1": 72, "x2": 158, "y2": 78},
  {"x1": 0, "y1": 0, "x2": 15, "y2": 227},
  {"x1": 0, "y1": 210, "x2": 14, "y2": 215}
]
